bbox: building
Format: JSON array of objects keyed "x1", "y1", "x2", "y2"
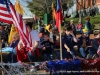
[
  {"x1": 96, "y1": 0, "x2": 100, "y2": 12},
  {"x1": 76, "y1": 0, "x2": 100, "y2": 13}
]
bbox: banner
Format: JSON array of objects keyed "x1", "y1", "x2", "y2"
[{"x1": 8, "y1": 25, "x2": 18, "y2": 44}]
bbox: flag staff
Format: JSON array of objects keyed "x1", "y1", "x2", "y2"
[
  {"x1": 0, "y1": 36, "x2": 2, "y2": 63},
  {"x1": 0, "y1": 36, "x2": 4, "y2": 75},
  {"x1": 56, "y1": 0, "x2": 63, "y2": 60},
  {"x1": 59, "y1": 21, "x2": 62, "y2": 60}
]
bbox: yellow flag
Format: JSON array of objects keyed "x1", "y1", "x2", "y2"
[
  {"x1": 52, "y1": 2, "x2": 56, "y2": 20},
  {"x1": 15, "y1": 0, "x2": 24, "y2": 15},
  {"x1": 8, "y1": 25, "x2": 18, "y2": 44}
]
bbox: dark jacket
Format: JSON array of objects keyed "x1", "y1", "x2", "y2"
[{"x1": 92, "y1": 38, "x2": 99, "y2": 52}]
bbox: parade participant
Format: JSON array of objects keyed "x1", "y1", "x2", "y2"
[
  {"x1": 78, "y1": 33, "x2": 90, "y2": 58},
  {"x1": 41, "y1": 32, "x2": 54, "y2": 61},
  {"x1": 86, "y1": 31, "x2": 99, "y2": 59},
  {"x1": 7, "y1": 33, "x2": 20, "y2": 63},
  {"x1": 62, "y1": 25, "x2": 77, "y2": 59},
  {"x1": 26, "y1": 22, "x2": 40, "y2": 62},
  {"x1": 18, "y1": 22, "x2": 40, "y2": 62},
  {"x1": 10, "y1": 33, "x2": 20, "y2": 48}
]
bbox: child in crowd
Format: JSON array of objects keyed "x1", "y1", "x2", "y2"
[
  {"x1": 38, "y1": 32, "x2": 44, "y2": 48},
  {"x1": 78, "y1": 33, "x2": 90, "y2": 58},
  {"x1": 77, "y1": 21, "x2": 83, "y2": 33},
  {"x1": 39, "y1": 25, "x2": 45, "y2": 33},
  {"x1": 62, "y1": 25, "x2": 77, "y2": 59},
  {"x1": 86, "y1": 31, "x2": 99, "y2": 59},
  {"x1": 79, "y1": 38, "x2": 86, "y2": 57},
  {"x1": 7, "y1": 33, "x2": 20, "y2": 63},
  {"x1": 10, "y1": 33, "x2": 20, "y2": 48},
  {"x1": 38, "y1": 32, "x2": 44, "y2": 59},
  {"x1": 54, "y1": 34, "x2": 60, "y2": 59},
  {"x1": 41, "y1": 32, "x2": 54, "y2": 61}
]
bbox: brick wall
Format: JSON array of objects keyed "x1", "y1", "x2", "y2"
[
  {"x1": 76, "y1": 0, "x2": 93, "y2": 11},
  {"x1": 96, "y1": 0, "x2": 100, "y2": 6}
]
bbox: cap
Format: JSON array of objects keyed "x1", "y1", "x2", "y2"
[{"x1": 86, "y1": 17, "x2": 90, "y2": 20}]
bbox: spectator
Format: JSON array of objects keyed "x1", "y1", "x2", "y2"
[
  {"x1": 7, "y1": 33, "x2": 20, "y2": 63},
  {"x1": 1, "y1": 26, "x2": 8, "y2": 42},
  {"x1": 38, "y1": 32, "x2": 44, "y2": 54},
  {"x1": 86, "y1": 31, "x2": 99, "y2": 59},
  {"x1": 84, "y1": 17, "x2": 91, "y2": 36},
  {"x1": 79, "y1": 38, "x2": 89, "y2": 58},
  {"x1": 10, "y1": 33, "x2": 20, "y2": 48},
  {"x1": 38, "y1": 18, "x2": 42, "y2": 32},
  {"x1": 0, "y1": 25, "x2": 7, "y2": 48},
  {"x1": 62, "y1": 25, "x2": 77, "y2": 59},
  {"x1": 18, "y1": 22, "x2": 40, "y2": 62},
  {"x1": 78, "y1": 33, "x2": 90, "y2": 58},
  {"x1": 70, "y1": 20, "x2": 76, "y2": 36},
  {"x1": 77, "y1": 21, "x2": 83, "y2": 33},
  {"x1": 26, "y1": 22, "x2": 40, "y2": 62},
  {"x1": 39, "y1": 25, "x2": 45, "y2": 33},
  {"x1": 41, "y1": 32, "x2": 54, "y2": 61}
]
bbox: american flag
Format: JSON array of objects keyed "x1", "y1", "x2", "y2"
[
  {"x1": 0, "y1": 0, "x2": 12, "y2": 24},
  {"x1": 0, "y1": 0, "x2": 32, "y2": 61}
]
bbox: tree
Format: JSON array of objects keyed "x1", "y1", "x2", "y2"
[
  {"x1": 26, "y1": 0, "x2": 54, "y2": 17},
  {"x1": 62, "y1": 0, "x2": 74, "y2": 14},
  {"x1": 26, "y1": 0, "x2": 74, "y2": 18}
]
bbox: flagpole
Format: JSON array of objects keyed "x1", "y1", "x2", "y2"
[
  {"x1": 0, "y1": 36, "x2": 4, "y2": 75},
  {"x1": 0, "y1": 36, "x2": 2, "y2": 63},
  {"x1": 59, "y1": 21, "x2": 62, "y2": 60}
]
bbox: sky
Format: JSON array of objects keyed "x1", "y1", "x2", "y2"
[
  {"x1": 67, "y1": 4, "x2": 76, "y2": 15},
  {"x1": 10, "y1": 0, "x2": 76, "y2": 17},
  {"x1": 10, "y1": 0, "x2": 33, "y2": 17}
]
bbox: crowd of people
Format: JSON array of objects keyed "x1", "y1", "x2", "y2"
[{"x1": 0, "y1": 17, "x2": 100, "y2": 63}]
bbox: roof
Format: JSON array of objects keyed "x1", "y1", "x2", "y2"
[{"x1": 23, "y1": 17, "x2": 33, "y2": 20}]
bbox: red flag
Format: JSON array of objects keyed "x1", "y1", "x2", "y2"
[{"x1": 56, "y1": 0, "x2": 63, "y2": 32}]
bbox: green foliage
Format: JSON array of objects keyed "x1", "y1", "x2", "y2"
[
  {"x1": 26, "y1": 0, "x2": 54, "y2": 18},
  {"x1": 62, "y1": 0, "x2": 74, "y2": 11},
  {"x1": 26, "y1": 0, "x2": 74, "y2": 18}
]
